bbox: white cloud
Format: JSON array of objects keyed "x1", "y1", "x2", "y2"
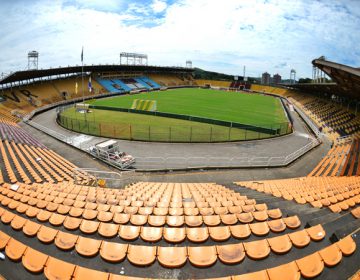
[
  {"x1": 0, "y1": 0, "x2": 359, "y2": 79},
  {"x1": 151, "y1": 0, "x2": 167, "y2": 13}
]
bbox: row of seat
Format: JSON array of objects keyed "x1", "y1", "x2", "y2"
[
  {"x1": 0, "y1": 205, "x2": 301, "y2": 241},
  {"x1": 5, "y1": 181, "x2": 260, "y2": 207},
  {"x1": 0, "y1": 140, "x2": 92, "y2": 185},
  {"x1": 0, "y1": 197, "x2": 288, "y2": 229},
  {"x1": 0, "y1": 229, "x2": 356, "y2": 279},
  {"x1": 236, "y1": 176, "x2": 360, "y2": 210},
  {"x1": 0, "y1": 220, "x2": 326, "y2": 267}
]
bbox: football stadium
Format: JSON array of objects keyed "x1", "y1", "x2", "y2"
[{"x1": 0, "y1": 1, "x2": 359, "y2": 280}]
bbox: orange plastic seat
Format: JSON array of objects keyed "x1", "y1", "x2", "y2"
[
  {"x1": 124, "y1": 206, "x2": 138, "y2": 214},
  {"x1": 188, "y1": 246, "x2": 217, "y2": 267},
  {"x1": 119, "y1": 225, "x2": 140, "y2": 241},
  {"x1": 138, "y1": 206, "x2": 153, "y2": 215},
  {"x1": 10, "y1": 215, "x2": 27, "y2": 230},
  {"x1": 336, "y1": 235, "x2": 356, "y2": 256},
  {"x1": 127, "y1": 244, "x2": 156, "y2": 266},
  {"x1": 209, "y1": 226, "x2": 231, "y2": 241},
  {"x1": 44, "y1": 257, "x2": 76, "y2": 280},
  {"x1": 230, "y1": 224, "x2": 251, "y2": 239},
  {"x1": 214, "y1": 206, "x2": 228, "y2": 215},
  {"x1": 249, "y1": 222, "x2": 270, "y2": 236},
  {"x1": 185, "y1": 215, "x2": 203, "y2": 227},
  {"x1": 98, "y1": 222, "x2": 119, "y2": 238},
  {"x1": 253, "y1": 210, "x2": 268, "y2": 222},
  {"x1": 69, "y1": 207, "x2": 84, "y2": 217},
  {"x1": 140, "y1": 226, "x2": 162, "y2": 242},
  {"x1": 203, "y1": 215, "x2": 221, "y2": 226},
  {"x1": 55, "y1": 231, "x2": 78, "y2": 250},
  {"x1": 288, "y1": 229, "x2": 310, "y2": 248},
  {"x1": 76, "y1": 236, "x2": 101, "y2": 257},
  {"x1": 82, "y1": 209, "x2": 98, "y2": 220},
  {"x1": 148, "y1": 215, "x2": 166, "y2": 226},
  {"x1": 5, "y1": 238, "x2": 27, "y2": 261},
  {"x1": 97, "y1": 211, "x2": 114, "y2": 223},
  {"x1": 0, "y1": 231, "x2": 11, "y2": 250},
  {"x1": 16, "y1": 203, "x2": 29, "y2": 213},
  {"x1": 37, "y1": 225, "x2": 58, "y2": 243},
  {"x1": 306, "y1": 224, "x2": 325, "y2": 241},
  {"x1": 217, "y1": 243, "x2": 245, "y2": 264},
  {"x1": 199, "y1": 207, "x2": 214, "y2": 216},
  {"x1": 351, "y1": 207, "x2": 360, "y2": 219},
  {"x1": 1, "y1": 210, "x2": 15, "y2": 224},
  {"x1": 23, "y1": 220, "x2": 41, "y2": 236},
  {"x1": 296, "y1": 252, "x2": 324, "y2": 278},
  {"x1": 228, "y1": 205, "x2": 242, "y2": 214},
  {"x1": 233, "y1": 270, "x2": 269, "y2": 280},
  {"x1": 166, "y1": 215, "x2": 184, "y2": 227},
  {"x1": 163, "y1": 227, "x2": 186, "y2": 243},
  {"x1": 169, "y1": 207, "x2": 184, "y2": 216},
  {"x1": 79, "y1": 219, "x2": 99, "y2": 234},
  {"x1": 267, "y1": 234, "x2": 292, "y2": 254},
  {"x1": 22, "y1": 247, "x2": 48, "y2": 273},
  {"x1": 100, "y1": 241, "x2": 128, "y2": 263},
  {"x1": 37, "y1": 210, "x2": 52, "y2": 222},
  {"x1": 267, "y1": 219, "x2": 286, "y2": 233},
  {"x1": 186, "y1": 227, "x2": 209, "y2": 243},
  {"x1": 319, "y1": 243, "x2": 342, "y2": 267},
  {"x1": 244, "y1": 239, "x2": 270, "y2": 260},
  {"x1": 283, "y1": 215, "x2": 301, "y2": 229},
  {"x1": 237, "y1": 212, "x2": 254, "y2": 223},
  {"x1": 267, "y1": 261, "x2": 300, "y2": 280},
  {"x1": 73, "y1": 266, "x2": 109, "y2": 280},
  {"x1": 267, "y1": 208, "x2": 282, "y2": 219},
  {"x1": 130, "y1": 214, "x2": 148, "y2": 226},
  {"x1": 63, "y1": 216, "x2": 82, "y2": 231},
  {"x1": 49, "y1": 213, "x2": 66, "y2": 226},
  {"x1": 113, "y1": 213, "x2": 130, "y2": 224},
  {"x1": 57, "y1": 204, "x2": 70, "y2": 215},
  {"x1": 157, "y1": 246, "x2": 187, "y2": 268},
  {"x1": 220, "y1": 214, "x2": 238, "y2": 225},
  {"x1": 184, "y1": 207, "x2": 199, "y2": 216},
  {"x1": 153, "y1": 207, "x2": 168, "y2": 216}
]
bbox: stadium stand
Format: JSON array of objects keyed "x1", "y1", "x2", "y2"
[
  {"x1": 0, "y1": 61, "x2": 359, "y2": 279},
  {"x1": 195, "y1": 79, "x2": 232, "y2": 88}
]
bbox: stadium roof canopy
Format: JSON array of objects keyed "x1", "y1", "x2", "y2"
[
  {"x1": 289, "y1": 58, "x2": 360, "y2": 101},
  {"x1": 0, "y1": 64, "x2": 193, "y2": 87}
]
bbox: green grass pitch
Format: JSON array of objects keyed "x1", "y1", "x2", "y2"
[
  {"x1": 59, "y1": 88, "x2": 290, "y2": 142},
  {"x1": 88, "y1": 88, "x2": 288, "y2": 125}
]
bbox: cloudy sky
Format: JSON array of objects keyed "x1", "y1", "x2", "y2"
[{"x1": 0, "y1": 0, "x2": 359, "y2": 79}]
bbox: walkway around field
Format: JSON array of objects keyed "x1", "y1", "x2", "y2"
[{"x1": 24, "y1": 98, "x2": 325, "y2": 171}]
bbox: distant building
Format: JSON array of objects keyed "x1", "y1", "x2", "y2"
[
  {"x1": 261, "y1": 72, "x2": 270, "y2": 85},
  {"x1": 273, "y1": 73, "x2": 282, "y2": 84}
]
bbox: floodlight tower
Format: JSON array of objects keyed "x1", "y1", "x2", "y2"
[
  {"x1": 186, "y1": 60, "x2": 192, "y2": 68},
  {"x1": 290, "y1": 69, "x2": 296, "y2": 84},
  {"x1": 28, "y1": 51, "x2": 39, "y2": 70}
]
